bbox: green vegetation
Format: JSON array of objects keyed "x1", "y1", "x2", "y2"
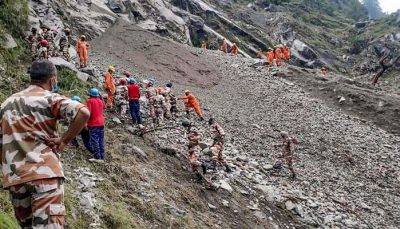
[{"x1": 57, "y1": 68, "x2": 92, "y2": 99}]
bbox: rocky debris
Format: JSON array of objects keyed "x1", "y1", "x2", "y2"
[
  {"x1": 355, "y1": 21, "x2": 368, "y2": 28},
  {"x1": 4, "y1": 34, "x2": 17, "y2": 49},
  {"x1": 108, "y1": 0, "x2": 126, "y2": 13},
  {"x1": 49, "y1": 57, "x2": 92, "y2": 82},
  {"x1": 71, "y1": 167, "x2": 103, "y2": 227}
]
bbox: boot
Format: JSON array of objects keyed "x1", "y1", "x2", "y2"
[
  {"x1": 196, "y1": 173, "x2": 203, "y2": 182},
  {"x1": 201, "y1": 163, "x2": 207, "y2": 174},
  {"x1": 225, "y1": 164, "x2": 232, "y2": 173}
]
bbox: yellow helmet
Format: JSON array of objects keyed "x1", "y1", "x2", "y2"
[{"x1": 108, "y1": 66, "x2": 115, "y2": 72}]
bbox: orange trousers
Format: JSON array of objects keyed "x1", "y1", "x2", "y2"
[
  {"x1": 79, "y1": 48, "x2": 88, "y2": 66},
  {"x1": 186, "y1": 103, "x2": 202, "y2": 117},
  {"x1": 106, "y1": 90, "x2": 114, "y2": 108}
]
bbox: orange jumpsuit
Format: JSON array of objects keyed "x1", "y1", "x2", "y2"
[
  {"x1": 231, "y1": 44, "x2": 238, "y2": 55},
  {"x1": 76, "y1": 40, "x2": 90, "y2": 66},
  {"x1": 275, "y1": 48, "x2": 282, "y2": 66},
  {"x1": 221, "y1": 40, "x2": 228, "y2": 53},
  {"x1": 182, "y1": 94, "x2": 202, "y2": 117},
  {"x1": 104, "y1": 72, "x2": 116, "y2": 108},
  {"x1": 266, "y1": 51, "x2": 274, "y2": 65},
  {"x1": 283, "y1": 47, "x2": 290, "y2": 61}
]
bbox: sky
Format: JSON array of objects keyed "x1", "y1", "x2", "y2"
[{"x1": 378, "y1": 0, "x2": 400, "y2": 13}]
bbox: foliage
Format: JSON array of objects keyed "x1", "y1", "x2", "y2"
[
  {"x1": 57, "y1": 67, "x2": 91, "y2": 100},
  {"x1": 362, "y1": 0, "x2": 384, "y2": 19},
  {"x1": 0, "y1": 0, "x2": 29, "y2": 38}
]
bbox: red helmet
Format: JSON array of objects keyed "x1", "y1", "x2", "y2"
[
  {"x1": 119, "y1": 78, "x2": 127, "y2": 85},
  {"x1": 123, "y1": 71, "x2": 132, "y2": 76},
  {"x1": 40, "y1": 40, "x2": 48, "y2": 47}
]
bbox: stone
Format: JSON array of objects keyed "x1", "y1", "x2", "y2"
[
  {"x1": 108, "y1": 0, "x2": 126, "y2": 13},
  {"x1": 338, "y1": 97, "x2": 346, "y2": 104},
  {"x1": 132, "y1": 146, "x2": 147, "y2": 158},
  {"x1": 5, "y1": 34, "x2": 17, "y2": 49},
  {"x1": 218, "y1": 180, "x2": 233, "y2": 192},
  {"x1": 263, "y1": 164, "x2": 274, "y2": 171},
  {"x1": 80, "y1": 192, "x2": 95, "y2": 208},
  {"x1": 360, "y1": 202, "x2": 372, "y2": 210},
  {"x1": 285, "y1": 200, "x2": 296, "y2": 211},
  {"x1": 49, "y1": 57, "x2": 91, "y2": 82},
  {"x1": 252, "y1": 124, "x2": 261, "y2": 129},
  {"x1": 222, "y1": 199, "x2": 229, "y2": 207},
  {"x1": 254, "y1": 211, "x2": 266, "y2": 219},
  {"x1": 80, "y1": 67, "x2": 96, "y2": 76},
  {"x1": 112, "y1": 117, "x2": 122, "y2": 124},
  {"x1": 208, "y1": 203, "x2": 217, "y2": 210}
]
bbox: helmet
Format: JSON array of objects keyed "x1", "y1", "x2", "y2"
[
  {"x1": 119, "y1": 78, "x2": 127, "y2": 85},
  {"x1": 71, "y1": 96, "x2": 81, "y2": 102},
  {"x1": 166, "y1": 82, "x2": 173, "y2": 88},
  {"x1": 88, "y1": 88, "x2": 100, "y2": 97},
  {"x1": 40, "y1": 40, "x2": 49, "y2": 47},
  {"x1": 107, "y1": 66, "x2": 115, "y2": 72},
  {"x1": 129, "y1": 78, "x2": 137, "y2": 84},
  {"x1": 80, "y1": 35, "x2": 86, "y2": 39},
  {"x1": 208, "y1": 118, "x2": 215, "y2": 125},
  {"x1": 185, "y1": 90, "x2": 190, "y2": 94},
  {"x1": 123, "y1": 71, "x2": 132, "y2": 76},
  {"x1": 149, "y1": 78, "x2": 155, "y2": 84},
  {"x1": 64, "y1": 28, "x2": 71, "y2": 32}
]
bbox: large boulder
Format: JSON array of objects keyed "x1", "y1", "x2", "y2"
[
  {"x1": 4, "y1": 34, "x2": 17, "y2": 49},
  {"x1": 49, "y1": 57, "x2": 91, "y2": 82}
]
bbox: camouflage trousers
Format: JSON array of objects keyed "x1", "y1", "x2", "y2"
[
  {"x1": 163, "y1": 103, "x2": 171, "y2": 119},
  {"x1": 60, "y1": 45, "x2": 70, "y2": 61},
  {"x1": 155, "y1": 106, "x2": 164, "y2": 124},
  {"x1": 211, "y1": 139, "x2": 226, "y2": 165},
  {"x1": 9, "y1": 178, "x2": 65, "y2": 229}
]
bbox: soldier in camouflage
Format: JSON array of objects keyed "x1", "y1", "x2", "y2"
[
  {"x1": 115, "y1": 78, "x2": 129, "y2": 117},
  {"x1": 59, "y1": 28, "x2": 71, "y2": 61},
  {"x1": 145, "y1": 80, "x2": 157, "y2": 123},
  {"x1": 26, "y1": 28, "x2": 39, "y2": 61},
  {"x1": 42, "y1": 25, "x2": 57, "y2": 57},
  {"x1": 0, "y1": 60, "x2": 90, "y2": 228},
  {"x1": 273, "y1": 131, "x2": 299, "y2": 179},
  {"x1": 209, "y1": 118, "x2": 232, "y2": 172},
  {"x1": 153, "y1": 93, "x2": 166, "y2": 125}
]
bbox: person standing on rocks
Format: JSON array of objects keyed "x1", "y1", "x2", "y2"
[
  {"x1": 266, "y1": 48, "x2": 274, "y2": 65},
  {"x1": 86, "y1": 88, "x2": 106, "y2": 162},
  {"x1": 115, "y1": 78, "x2": 129, "y2": 117},
  {"x1": 257, "y1": 48, "x2": 263, "y2": 59},
  {"x1": 179, "y1": 90, "x2": 204, "y2": 121},
  {"x1": 273, "y1": 131, "x2": 299, "y2": 179},
  {"x1": 201, "y1": 41, "x2": 207, "y2": 49},
  {"x1": 38, "y1": 39, "x2": 49, "y2": 60},
  {"x1": 145, "y1": 79, "x2": 158, "y2": 124},
  {"x1": 26, "y1": 27, "x2": 39, "y2": 61},
  {"x1": 209, "y1": 118, "x2": 231, "y2": 172},
  {"x1": 230, "y1": 43, "x2": 239, "y2": 55},
  {"x1": 76, "y1": 35, "x2": 90, "y2": 68},
  {"x1": 127, "y1": 78, "x2": 142, "y2": 125},
  {"x1": 104, "y1": 66, "x2": 116, "y2": 109},
  {"x1": 153, "y1": 93, "x2": 166, "y2": 125},
  {"x1": 0, "y1": 60, "x2": 90, "y2": 228},
  {"x1": 220, "y1": 38, "x2": 228, "y2": 53},
  {"x1": 59, "y1": 28, "x2": 72, "y2": 61},
  {"x1": 274, "y1": 46, "x2": 282, "y2": 66},
  {"x1": 42, "y1": 25, "x2": 57, "y2": 57},
  {"x1": 283, "y1": 44, "x2": 291, "y2": 62}
]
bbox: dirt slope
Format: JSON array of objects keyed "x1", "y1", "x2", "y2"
[{"x1": 91, "y1": 19, "x2": 218, "y2": 87}]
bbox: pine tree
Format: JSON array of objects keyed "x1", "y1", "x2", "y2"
[{"x1": 362, "y1": 0, "x2": 384, "y2": 19}]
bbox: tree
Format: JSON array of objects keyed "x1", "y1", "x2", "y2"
[{"x1": 362, "y1": 0, "x2": 384, "y2": 19}]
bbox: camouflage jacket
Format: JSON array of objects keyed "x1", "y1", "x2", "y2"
[
  {"x1": 211, "y1": 123, "x2": 225, "y2": 138},
  {"x1": 115, "y1": 85, "x2": 128, "y2": 105},
  {"x1": 0, "y1": 85, "x2": 85, "y2": 188}
]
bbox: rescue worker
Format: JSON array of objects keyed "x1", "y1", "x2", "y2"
[
  {"x1": 209, "y1": 118, "x2": 231, "y2": 172},
  {"x1": 42, "y1": 25, "x2": 57, "y2": 57},
  {"x1": 145, "y1": 79, "x2": 158, "y2": 123},
  {"x1": 76, "y1": 35, "x2": 90, "y2": 68},
  {"x1": 0, "y1": 60, "x2": 90, "y2": 228},
  {"x1": 230, "y1": 43, "x2": 239, "y2": 55},
  {"x1": 273, "y1": 131, "x2": 299, "y2": 179},
  {"x1": 59, "y1": 28, "x2": 72, "y2": 61},
  {"x1": 70, "y1": 96, "x2": 92, "y2": 153},
  {"x1": 179, "y1": 90, "x2": 204, "y2": 121},
  {"x1": 266, "y1": 48, "x2": 274, "y2": 65},
  {"x1": 127, "y1": 78, "x2": 141, "y2": 124},
  {"x1": 153, "y1": 93, "x2": 166, "y2": 125},
  {"x1": 104, "y1": 66, "x2": 116, "y2": 109},
  {"x1": 115, "y1": 78, "x2": 129, "y2": 117},
  {"x1": 169, "y1": 93, "x2": 178, "y2": 117},
  {"x1": 283, "y1": 44, "x2": 290, "y2": 62},
  {"x1": 86, "y1": 88, "x2": 106, "y2": 162},
  {"x1": 121, "y1": 71, "x2": 132, "y2": 81},
  {"x1": 26, "y1": 28, "x2": 39, "y2": 61},
  {"x1": 220, "y1": 38, "x2": 228, "y2": 53},
  {"x1": 321, "y1": 67, "x2": 328, "y2": 76},
  {"x1": 38, "y1": 39, "x2": 49, "y2": 60},
  {"x1": 257, "y1": 48, "x2": 263, "y2": 59},
  {"x1": 162, "y1": 83, "x2": 173, "y2": 119},
  {"x1": 201, "y1": 41, "x2": 207, "y2": 49},
  {"x1": 274, "y1": 46, "x2": 282, "y2": 66},
  {"x1": 188, "y1": 148, "x2": 209, "y2": 182}
]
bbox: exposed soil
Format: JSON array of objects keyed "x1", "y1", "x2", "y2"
[{"x1": 91, "y1": 19, "x2": 218, "y2": 88}]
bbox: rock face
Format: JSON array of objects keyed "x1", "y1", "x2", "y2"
[{"x1": 4, "y1": 34, "x2": 17, "y2": 49}]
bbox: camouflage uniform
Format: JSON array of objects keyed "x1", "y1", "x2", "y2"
[
  {"x1": 153, "y1": 94, "x2": 165, "y2": 125},
  {"x1": 0, "y1": 85, "x2": 85, "y2": 228},
  {"x1": 38, "y1": 46, "x2": 48, "y2": 60},
  {"x1": 161, "y1": 92, "x2": 172, "y2": 119},
  {"x1": 59, "y1": 35, "x2": 71, "y2": 61},
  {"x1": 26, "y1": 34, "x2": 39, "y2": 61},
  {"x1": 145, "y1": 86, "x2": 157, "y2": 122},
  {"x1": 275, "y1": 135, "x2": 299, "y2": 178},
  {"x1": 44, "y1": 30, "x2": 57, "y2": 57},
  {"x1": 188, "y1": 129, "x2": 202, "y2": 150},
  {"x1": 169, "y1": 93, "x2": 178, "y2": 115},
  {"x1": 210, "y1": 122, "x2": 226, "y2": 165},
  {"x1": 115, "y1": 85, "x2": 129, "y2": 116}
]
